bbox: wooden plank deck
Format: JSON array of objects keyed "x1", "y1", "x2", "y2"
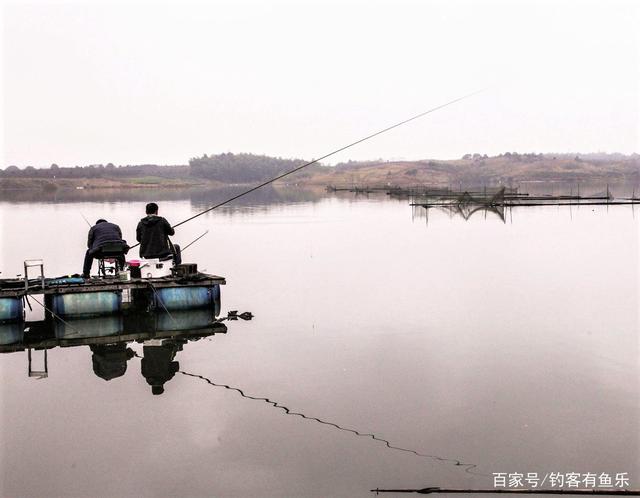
[{"x1": 0, "y1": 274, "x2": 226, "y2": 299}]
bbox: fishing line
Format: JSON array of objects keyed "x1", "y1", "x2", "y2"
[
  {"x1": 145, "y1": 281, "x2": 178, "y2": 328},
  {"x1": 128, "y1": 89, "x2": 483, "y2": 249},
  {"x1": 28, "y1": 295, "x2": 84, "y2": 336},
  {"x1": 179, "y1": 370, "x2": 488, "y2": 477}
]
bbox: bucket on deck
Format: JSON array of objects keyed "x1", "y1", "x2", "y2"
[
  {"x1": 128, "y1": 260, "x2": 141, "y2": 279},
  {"x1": 153, "y1": 285, "x2": 220, "y2": 313},
  {"x1": 138, "y1": 258, "x2": 173, "y2": 278},
  {"x1": 0, "y1": 297, "x2": 24, "y2": 323},
  {"x1": 46, "y1": 291, "x2": 122, "y2": 318}
]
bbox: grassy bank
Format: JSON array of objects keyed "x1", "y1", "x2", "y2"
[{"x1": 0, "y1": 176, "x2": 219, "y2": 191}]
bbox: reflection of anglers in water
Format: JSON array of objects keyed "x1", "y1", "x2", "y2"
[
  {"x1": 141, "y1": 340, "x2": 186, "y2": 395},
  {"x1": 82, "y1": 219, "x2": 129, "y2": 278},
  {"x1": 136, "y1": 202, "x2": 181, "y2": 264},
  {"x1": 90, "y1": 339, "x2": 185, "y2": 394},
  {"x1": 90, "y1": 343, "x2": 135, "y2": 381}
]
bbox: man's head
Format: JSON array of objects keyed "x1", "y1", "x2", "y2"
[
  {"x1": 95, "y1": 219, "x2": 107, "y2": 225},
  {"x1": 146, "y1": 202, "x2": 159, "y2": 215}
]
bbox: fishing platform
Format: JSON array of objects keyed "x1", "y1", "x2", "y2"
[{"x1": 0, "y1": 258, "x2": 225, "y2": 323}]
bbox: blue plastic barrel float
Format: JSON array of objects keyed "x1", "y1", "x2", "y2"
[
  {"x1": 0, "y1": 322, "x2": 25, "y2": 345},
  {"x1": 0, "y1": 297, "x2": 24, "y2": 323},
  {"x1": 153, "y1": 285, "x2": 221, "y2": 314},
  {"x1": 155, "y1": 309, "x2": 215, "y2": 332},
  {"x1": 54, "y1": 315, "x2": 124, "y2": 339},
  {"x1": 46, "y1": 291, "x2": 122, "y2": 318}
]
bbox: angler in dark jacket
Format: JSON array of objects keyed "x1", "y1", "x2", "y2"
[
  {"x1": 136, "y1": 202, "x2": 175, "y2": 259},
  {"x1": 82, "y1": 219, "x2": 128, "y2": 277}
]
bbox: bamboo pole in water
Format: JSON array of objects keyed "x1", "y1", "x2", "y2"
[{"x1": 371, "y1": 487, "x2": 640, "y2": 495}]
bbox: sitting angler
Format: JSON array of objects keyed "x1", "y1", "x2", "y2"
[
  {"x1": 136, "y1": 202, "x2": 180, "y2": 263},
  {"x1": 82, "y1": 219, "x2": 128, "y2": 278}
]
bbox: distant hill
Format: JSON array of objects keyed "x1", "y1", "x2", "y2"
[
  {"x1": 2, "y1": 152, "x2": 638, "y2": 190},
  {"x1": 304, "y1": 153, "x2": 639, "y2": 187}
]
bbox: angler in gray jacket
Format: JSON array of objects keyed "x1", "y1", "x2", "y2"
[{"x1": 82, "y1": 219, "x2": 128, "y2": 277}]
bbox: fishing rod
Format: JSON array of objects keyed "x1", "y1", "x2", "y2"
[
  {"x1": 174, "y1": 90, "x2": 483, "y2": 228},
  {"x1": 181, "y1": 230, "x2": 209, "y2": 253},
  {"x1": 80, "y1": 213, "x2": 92, "y2": 227},
  {"x1": 128, "y1": 89, "x2": 483, "y2": 250}
]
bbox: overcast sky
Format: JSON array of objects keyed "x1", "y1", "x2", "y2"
[{"x1": 2, "y1": 0, "x2": 638, "y2": 167}]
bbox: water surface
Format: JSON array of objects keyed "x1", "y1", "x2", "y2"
[{"x1": 1, "y1": 189, "x2": 638, "y2": 497}]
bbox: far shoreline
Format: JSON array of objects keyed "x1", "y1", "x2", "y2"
[{"x1": 2, "y1": 154, "x2": 638, "y2": 192}]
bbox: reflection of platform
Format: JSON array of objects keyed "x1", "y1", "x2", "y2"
[
  {"x1": 0, "y1": 309, "x2": 227, "y2": 353},
  {"x1": 0, "y1": 308, "x2": 235, "y2": 391}
]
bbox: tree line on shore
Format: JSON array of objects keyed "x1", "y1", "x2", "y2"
[{"x1": 0, "y1": 153, "x2": 311, "y2": 183}]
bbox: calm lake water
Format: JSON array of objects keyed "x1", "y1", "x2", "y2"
[{"x1": 1, "y1": 187, "x2": 638, "y2": 497}]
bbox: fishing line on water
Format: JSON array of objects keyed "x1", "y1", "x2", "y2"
[
  {"x1": 177, "y1": 370, "x2": 488, "y2": 477},
  {"x1": 131, "y1": 345, "x2": 486, "y2": 475}
]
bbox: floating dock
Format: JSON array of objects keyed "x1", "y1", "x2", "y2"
[{"x1": 0, "y1": 269, "x2": 225, "y2": 322}]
